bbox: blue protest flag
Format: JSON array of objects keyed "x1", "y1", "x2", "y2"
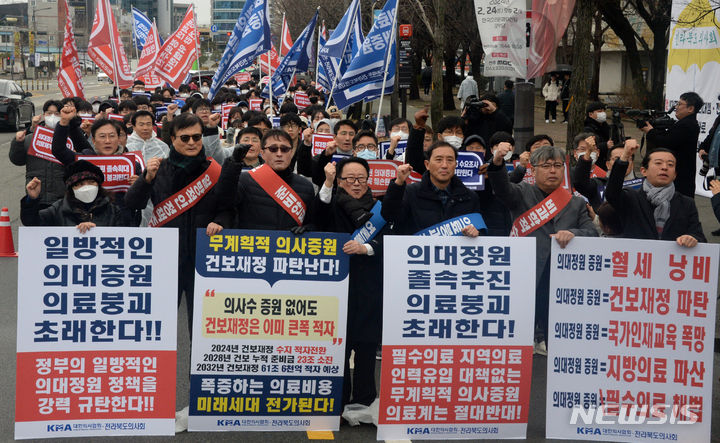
[
  {"x1": 319, "y1": 0, "x2": 361, "y2": 59},
  {"x1": 332, "y1": 0, "x2": 397, "y2": 110},
  {"x1": 262, "y1": 10, "x2": 319, "y2": 99},
  {"x1": 317, "y1": 3, "x2": 363, "y2": 93},
  {"x1": 209, "y1": 0, "x2": 270, "y2": 99},
  {"x1": 132, "y1": 7, "x2": 152, "y2": 51}
]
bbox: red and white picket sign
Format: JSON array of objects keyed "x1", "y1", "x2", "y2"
[
  {"x1": 249, "y1": 99, "x2": 263, "y2": 111},
  {"x1": 294, "y1": 90, "x2": 311, "y2": 108},
  {"x1": 77, "y1": 154, "x2": 138, "y2": 192},
  {"x1": 233, "y1": 72, "x2": 252, "y2": 84},
  {"x1": 107, "y1": 113, "x2": 124, "y2": 121},
  {"x1": 311, "y1": 133, "x2": 335, "y2": 156},
  {"x1": 28, "y1": 126, "x2": 74, "y2": 165},
  {"x1": 366, "y1": 160, "x2": 423, "y2": 196},
  {"x1": 221, "y1": 103, "x2": 235, "y2": 130}
]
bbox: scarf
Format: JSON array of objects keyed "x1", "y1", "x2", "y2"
[
  {"x1": 168, "y1": 145, "x2": 208, "y2": 190},
  {"x1": 642, "y1": 180, "x2": 675, "y2": 233},
  {"x1": 335, "y1": 187, "x2": 375, "y2": 228}
]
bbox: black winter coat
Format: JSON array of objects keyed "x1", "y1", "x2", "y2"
[
  {"x1": 583, "y1": 117, "x2": 613, "y2": 169},
  {"x1": 381, "y1": 172, "x2": 482, "y2": 234},
  {"x1": 9, "y1": 127, "x2": 66, "y2": 208},
  {"x1": 604, "y1": 159, "x2": 706, "y2": 242},
  {"x1": 645, "y1": 114, "x2": 700, "y2": 197},
  {"x1": 124, "y1": 158, "x2": 228, "y2": 261},
  {"x1": 235, "y1": 167, "x2": 316, "y2": 230},
  {"x1": 316, "y1": 193, "x2": 384, "y2": 343},
  {"x1": 21, "y1": 194, "x2": 130, "y2": 227}
]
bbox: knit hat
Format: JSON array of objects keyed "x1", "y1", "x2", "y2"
[
  {"x1": 64, "y1": 160, "x2": 104, "y2": 189},
  {"x1": 586, "y1": 101, "x2": 606, "y2": 114}
]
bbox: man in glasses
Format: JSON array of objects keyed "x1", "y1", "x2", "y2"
[
  {"x1": 488, "y1": 144, "x2": 598, "y2": 355},
  {"x1": 126, "y1": 112, "x2": 228, "y2": 331},
  {"x1": 381, "y1": 141, "x2": 483, "y2": 236},
  {"x1": 218, "y1": 129, "x2": 315, "y2": 231}
]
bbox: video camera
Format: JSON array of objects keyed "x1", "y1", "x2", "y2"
[
  {"x1": 626, "y1": 107, "x2": 676, "y2": 131},
  {"x1": 464, "y1": 97, "x2": 489, "y2": 118}
]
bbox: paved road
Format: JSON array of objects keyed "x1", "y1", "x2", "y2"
[{"x1": 0, "y1": 85, "x2": 717, "y2": 442}]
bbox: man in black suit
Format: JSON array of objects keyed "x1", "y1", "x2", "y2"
[
  {"x1": 605, "y1": 140, "x2": 706, "y2": 246},
  {"x1": 641, "y1": 91, "x2": 703, "y2": 197}
]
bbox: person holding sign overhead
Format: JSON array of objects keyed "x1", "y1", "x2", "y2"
[
  {"x1": 316, "y1": 157, "x2": 387, "y2": 411},
  {"x1": 381, "y1": 141, "x2": 484, "y2": 236},
  {"x1": 487, "y1": 144, "x2": 598, "y2": 355}
]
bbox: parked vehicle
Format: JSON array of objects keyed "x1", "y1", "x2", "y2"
[{"x1": 0, "y1": 80, "x2": 34, "y2": 131}]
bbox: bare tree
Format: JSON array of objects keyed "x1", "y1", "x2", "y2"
[
  {"x1": 567, "y1": 0, "x2": 594, "y2": 147},
  {"x1": 409, "y1": 0, "x2": 445, "y2": 129}
]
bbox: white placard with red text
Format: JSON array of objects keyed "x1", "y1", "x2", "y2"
[
  {"x1": 29, "y1": 126, "x2": 74, "y2": 164},
  {"x1": 378, "y1": 236, "x2": 536, "y2": 440},
  {"x1": 546, "y1": 238, "x2": 717, "y2": 442},
  {"x1": 15, "y1": 228, "x2": 179, "y2": 439}
]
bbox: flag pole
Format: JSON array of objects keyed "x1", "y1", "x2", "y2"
[
  {"x1": 268, "y1": 6, "x2": 273, "y2": 117},
  {"x1": 315, "y1": 21, "x2": 322, "y2": 85},
  {"x1": 193, "y1": 5, "x2": 201, "y2": 87},
  {"x1": 325, "y1": 0, "x2": 360, "y2": 110},
  {"x1": 374, "y1": 2, "x2": 398, "y2": 134},
  {"x1": 131, "y1": 13, "x2": 139, "y2": 66},
  {"x1": 106, "y1": 0, "x2": 120, "y2": 92}
]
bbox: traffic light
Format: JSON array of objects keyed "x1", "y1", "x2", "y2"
[{"x1": 227, "y1": 32, "x2": 231, "y2": 36}]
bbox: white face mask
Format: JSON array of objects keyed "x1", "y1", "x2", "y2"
[
  {"x1": 595, "y1": 111, "x2": 607, "y2": 123},
  {"x1": 179, "y1": 93, "x2": 190, "y2": 98},
  {"x1": 576, "y1": 150, "x2": 599, "y2": 164},
  {"x1": 356, "y1": 149, "x2": 377, "y2": 160},
  {"x1": 390, "y1": 130, "x2": 409, "y2": 140},
  {"x1": 44, "y1": 114, "x2": 60, "y2": 129},
  {"x1": 73, "y1": 184, "x2": 99, "y2": 204},
  {"x1": 92, "y1": 104, "x2": 100, "y2": 113},
  {"x1": 443, "y1": 135, "x2": 462, "y2": 149},
  {"x1": 200, "y1": 86, "x2": 210, "y2": 95},
  {"x1": 241, "y1": 89, "x2": 249, "y2": 95}
]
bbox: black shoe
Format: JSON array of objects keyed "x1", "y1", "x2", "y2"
[{"x1": 712, "y1": 228, "x2": 720, "y2": 236}]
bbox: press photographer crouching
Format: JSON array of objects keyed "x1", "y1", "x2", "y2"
[{"x1": 639, "y1": 92, "x2": 702, "y2": 197}]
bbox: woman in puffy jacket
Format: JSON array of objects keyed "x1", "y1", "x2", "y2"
[{"x1": 542, "y1": 73, "x2": 561, "y2": 123}]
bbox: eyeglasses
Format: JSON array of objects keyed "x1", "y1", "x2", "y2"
[
  {"x1": 263, "y1": 145, "x2": 292, "y2": 153},
  {"x1": 354, "y1": 144, "x2": 377, "y2": 151},
  {"x1": 178, "y1": 134, "x2": 203, "y2": 143},
  {"x1": 195, "y1": 107, "x2": 211, "y2": 113},
  {"x1": 338, "y1": 176, "x2": 368, "y2": 184},
  {"x1": 535, "y1": 162, "x2": 564, "y2": 170}
]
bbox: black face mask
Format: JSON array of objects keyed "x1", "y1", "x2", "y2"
[{"x1": 309, "y1": 96, "x2": 319, "y2": 104}]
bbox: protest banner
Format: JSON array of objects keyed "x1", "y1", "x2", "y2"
[
  {"x1": 546, "y1": 238, "x2": 717, "y2": 442},
  {"x1": 15, "y1": 227, "x2": 179, "y2": 439},
  {"x1": 189, "y1": 229, "x2": 350, "y2": 431},
  {"x1": 76, "y1": 154, "x2": 138, "y2": 192},
  {"x1": 28, "y1": 126, "x2": 74, "y2": 164},
  {"x1": 294, "y1": 90, "x2": 311, "y2": 108},
  {"x1": 378, "y1": 140, "x2": 407, "y2": 159},
  {"x1": 378, "y1": 236, "x2": 536, "y2": 440},
  {"x1": 221, "y1": 103, "x2": 235, "y2": 130},
  {"x1": 249, "y1": 99, "x2": 263, "y2": 111},
  {"x1": 311, "y1": 133, "x2": 335, "y2": 156}
]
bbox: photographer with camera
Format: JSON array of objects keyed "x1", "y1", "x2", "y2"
[
  {"x1": 640, "y1": 91, "x2": 702, "y2": 197},
  {"x1": 583, "y1": 102, "x2": 614, "y2": 170},
  {"x1": 462, "y1": 93, "x2": 513, "y2": 147}
]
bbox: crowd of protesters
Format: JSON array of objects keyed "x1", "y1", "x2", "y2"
[{"x1": 9, "y1": 73, "x2": 715, "y2": 424}]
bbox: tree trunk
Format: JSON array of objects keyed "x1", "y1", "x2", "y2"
[
  {"x1": 598, "y1": 1, "x2": 648, "y2": 106},
  {"x1": 567, "y1": 0, "x2": 594, "y2": 150},
  {"x1": 430, "y1": 0, "x2": 445, "y2": 131},
  {"x1": 648, "y1": 20, "x2": 668, "y2": 109},
  {"x1": 590, "y1": 13, "x2": 603, "y2": 101},
  {"x1": 443, "y1": 49, "x2": 457, "y2": 111}
]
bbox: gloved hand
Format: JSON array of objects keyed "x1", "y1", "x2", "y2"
[
  {"x1": 290, "y1": 225, "x2": 307, "y2": 236},
  {"x1": 232, "y1": 143, "x2": 251, "y2": 162}
]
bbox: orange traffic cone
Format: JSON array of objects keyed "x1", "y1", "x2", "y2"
[{"x1": 0, "y1": 207, "x2": 18, "y2": 257}]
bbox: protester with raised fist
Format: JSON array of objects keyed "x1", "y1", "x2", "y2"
[{"x1": 487, "y1": 144, "x2": 598, "y2": 355}]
